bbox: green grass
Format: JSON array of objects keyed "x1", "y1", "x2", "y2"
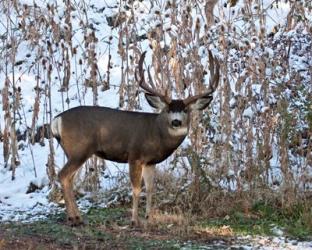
[
  {"x1": 201, "y1": 201, "x2": 312, "y2": 240},
  {"x1": 86, "y1": 206, "x2": 128, "y2": 226},
  {"x1": 1, "y1": 203, "x2": 311, "y2": 249}
]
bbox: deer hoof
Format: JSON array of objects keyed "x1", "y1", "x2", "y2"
[
  {"x1": 145, "y1": 211, "x2": 154, "y2": 222},
  {"x1": 130, "y1": 219, "x2": 140, "y2": 228},
  {"x1": 144, "y1": 215, "x2": 154, "y2": 225},
  {"x1": 67, "y1": 216, "x2": 84, "y2": 226}
]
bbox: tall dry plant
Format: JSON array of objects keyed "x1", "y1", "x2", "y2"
[{"x1": 0, "y1": 0, "x2": 22, "y2": 180}]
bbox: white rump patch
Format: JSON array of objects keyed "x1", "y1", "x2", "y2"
[
  {"x1": 51, "y1": 116, "x2": 62, "y2": 137},
  {"x1": 168, "y1": 127, "x2": 188, "y2": 137}
]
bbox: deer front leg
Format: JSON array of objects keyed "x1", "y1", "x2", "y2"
[
  {"x1": 129, "y1": 162, "x2": 143, "y2": 226},
  {"x1": 58, "y1": 159, "x2": 84, "y2": 226},
  {"x1": 142, "y1": 165, "x2": 155, "y2": 221}
]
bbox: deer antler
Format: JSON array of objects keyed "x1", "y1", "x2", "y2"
[
  {"x1": 183, "y1": 50, "x2": 220, "y2": 106},
  {"x1": 136, "y1": 51, "x2": 171, "y2": 104}
]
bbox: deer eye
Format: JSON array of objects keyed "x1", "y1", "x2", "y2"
[{"x1": 183, "y1": 108, "x2": 188, "y2": 113}]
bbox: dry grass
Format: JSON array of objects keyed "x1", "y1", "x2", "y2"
[
  {"x1": 193, "y1": 225, "x2": 234, "y2": 238},
  {"x1": 148, "y1": 210, "x2": 186, "y2": 226}
]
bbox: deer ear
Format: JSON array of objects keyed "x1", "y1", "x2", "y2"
[
  {"x1": 145, "y1": 93, "x2": 167, "y2": 110},
  {"x1": 189, "y1": 95, "x2": 213, "y2": 111}
]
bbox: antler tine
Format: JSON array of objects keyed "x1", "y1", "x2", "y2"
[
  {"x1": 147, "y1": 66, "x2": 157, "y2": 90},
  {"x1": 208, "y1": 50, "x2": 220, "y2": 92},
  {"x1": 136, "y1": 51, "x2": 170, "y2": 103},
  {"x1": 184, "y1": 50, "x2": 220, "y2": 105}
]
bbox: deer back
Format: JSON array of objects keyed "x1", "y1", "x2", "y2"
[{"x1": 52, "y1": 106, "x2": 186, "y2": 164}]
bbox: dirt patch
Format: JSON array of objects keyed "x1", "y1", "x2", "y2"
[{"x1": 0, "y1": 233, "x2": 68, "y2": 250}]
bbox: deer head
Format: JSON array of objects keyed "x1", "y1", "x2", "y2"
[{"x1": 136, "y1": 51, "x2": 220, "y2": 137}]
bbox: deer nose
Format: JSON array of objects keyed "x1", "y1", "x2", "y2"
[{"x1": 171, "y1": 119, "x2": 182, "y2": 127}]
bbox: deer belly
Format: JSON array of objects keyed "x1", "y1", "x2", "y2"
[
  {"x1": 95, "y1": 150, "x2": 129, "y2": 163},
  {"x1": 146, "y1": 148, "x2": 176, "y2": 165}
]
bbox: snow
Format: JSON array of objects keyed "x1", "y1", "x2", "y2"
[{"x1": 243, "y1": 106, "x2": 253, "y2": 119}]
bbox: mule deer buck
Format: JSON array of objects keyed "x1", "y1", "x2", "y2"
[{"x1": 51, "y1": 51, "x2": 219, "y2": 226}]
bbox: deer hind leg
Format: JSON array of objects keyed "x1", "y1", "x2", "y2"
[
  {"x1": 142, "y1": 165, "x2": 155, "y2": 221},
  {"x1": 58, "y1": 158, "x2": 86, "y2": 226},
  {"x1": 129, "y1": 162, "x2": 143, "y2": 226}
]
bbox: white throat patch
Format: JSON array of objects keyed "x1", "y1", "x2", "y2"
[{"x1": 168, "y1": 127, "x2": 188, "y2": 137}]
